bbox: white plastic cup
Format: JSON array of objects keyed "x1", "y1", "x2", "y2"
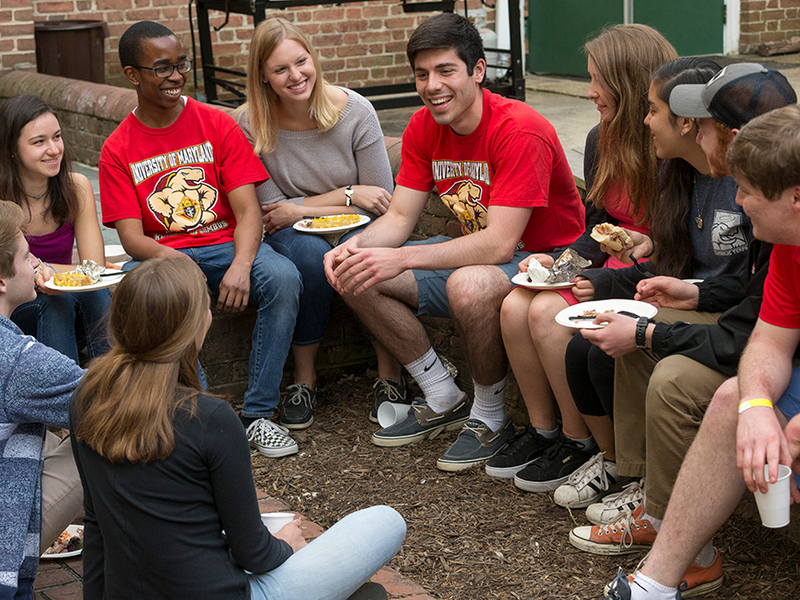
[
  {"x1": 260, "y1": 512, "x2": 295, "y2": 533},
  {"x1": 754, "y1": 464, "x2": 792, "y2": 528},
  {"x1": 377, "y1": 401, "x2": 412, "y2": 428}
]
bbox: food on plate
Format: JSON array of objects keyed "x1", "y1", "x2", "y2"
[
  {"x1": 568, "y1": 308, "x2": 615, "y2": 321},
  {"x1": 545, "y1": 248, "x2": 591, "y2": 284},
  {"x1": 590, "y1": 223, "x2": 633, "y2": 252},
  {"x1": 302, "y1": 215, "x2": 361, "y2": 229},
  {"x1": 43, "y1": 526, "x2": 84, "y2": 555},
  {"x1": 53, "y1": 271, "x2": 95, "y2": 287},
  {"x1": 52, "y1": 259, "x2": 104, "y2": 287},
  {"x1": 526, "y1": 257, "x2": 550, "y2": 283}
]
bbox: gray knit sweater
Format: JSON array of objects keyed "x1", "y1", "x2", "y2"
[
  {"x1": 237, "y1": 87, "x2": 394, "y2": 218},
  {"x1": 0, "y1": 315, "x2": 84, "y2": 599}
]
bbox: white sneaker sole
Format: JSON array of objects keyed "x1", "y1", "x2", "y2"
[
  {"x1": 484, "y1": 458, "x2": 537, "y2": 479},
  {"x1": 568, "y1": 529, "x2": 652, "y2": 555},
  {"x1": 514, "y1": 473, "x2": 569, "y2": 493},
  {"x1": 250, "y1": 441, "x2": 299, "y2": 458}
]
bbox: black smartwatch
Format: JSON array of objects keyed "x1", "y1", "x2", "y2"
[{"x1": 635, "y1": 316, "x2": 650, "y2": 349}]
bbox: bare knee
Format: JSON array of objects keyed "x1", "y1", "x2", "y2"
[
  {"x1": 528, "y1": 291, "x2": 568, "y2": 332},
  {"x1": 500, "y1": 287, "x2": 536, "y2": 331},
  {"x1": 700, "y1": 377, "x2": 740, "y2": 433},
  {"x1": 447, "y1": 266, "x2": 511, "y2": 320}
]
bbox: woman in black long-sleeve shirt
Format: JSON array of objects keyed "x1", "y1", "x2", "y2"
[{"x1": 70, "y1": 257, "x2": 404, "y2": 600}]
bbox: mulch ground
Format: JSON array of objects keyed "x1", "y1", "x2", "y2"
[{"x1": 250, "y1": 372, "x2": 800, "y2": 600}]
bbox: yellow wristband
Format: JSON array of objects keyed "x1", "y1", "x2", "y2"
[{"x1": 738, "y1": 398, "x2": 773, "y2": 413}]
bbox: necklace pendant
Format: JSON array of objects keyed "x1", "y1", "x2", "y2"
[{"x1": 696, "y1": 215, "x2": 704, "y2": 230}]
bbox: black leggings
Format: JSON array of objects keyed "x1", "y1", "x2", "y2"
[{"x1": 565, "y1": 332, "x2": 616, "y2": 420}]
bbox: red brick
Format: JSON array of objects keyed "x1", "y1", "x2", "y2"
[
  {"x1": 33, "y1": 564, "x2": 76, "y2": 589},
  {"x1": 3, "y1": 0, "x2": 30, "y2": 7},
  {"x1": 345, "y1": 7, "x2": 362, "y2": 19},
  {"x1": 3, "y1": 53, "x2": 36, "y2": 69},
  {"x1": 0, "y1": 39, "x2": 14, "y2": 52},
  {"x1": 313, "y1": 8, "x2": 345, "y2": 21},
  {"x1": 36, "y1": 2, "x2": 76, "y2": 13},
  {"x1": 363, "y1": 6, "x2": 390, "y2": 18},
  {"x1": 762, "y1": 8, "x2": 786, "y2": 19},
  {"x1": 779, "y1": 17, "x2": 800, "y2": 29},
  {"x1": 1, "y1": 23, "x2": 33, "y2": 36},
  {"x1": 123, "y1": 8, "x2": 160, "y2": 20}
]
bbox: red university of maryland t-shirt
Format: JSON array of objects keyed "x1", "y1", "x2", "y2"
[
  {"x1": 396, "y1": 88, "x2": 584, "y2": 253},
  {"x1": 99, "y1": 97, "x2": 268, "y2": 249},
  {"x1": 759, "y1": 244, "x2": 800, "y2": 329}
]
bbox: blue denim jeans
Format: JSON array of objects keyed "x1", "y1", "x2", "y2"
[
  {"x1": 124, "y1": 242, "x2": 301, "y2": 417},
  {"x1": 264, "y1": 228, "x2": 335, "y2": 346},
  {"x1": 10, "y1": 288, "x2": 111, "y2": 363},
  {"x1": 248, "y1": 505, "x2": 406, "y2": 600}
]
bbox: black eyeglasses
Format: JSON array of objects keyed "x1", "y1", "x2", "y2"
[{"x1": 134, "y1": 59, "x2": 192, "y2": 78}]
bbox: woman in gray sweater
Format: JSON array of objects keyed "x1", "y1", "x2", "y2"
[{"x1": 237, "y1": 18, "x2": 395, "y2": 431}]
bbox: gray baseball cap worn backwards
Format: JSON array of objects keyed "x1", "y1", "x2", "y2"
[{"x1": 669, "y1": 62, "x2": 797, "y2": 130}]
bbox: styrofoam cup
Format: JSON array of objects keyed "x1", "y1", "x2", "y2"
[
  {"x1": 261, "y1": 512, "x2": 295, "y2": 533},
  {"x1": 377, "y1": 401, "x2": 412, "y2": 428},
  {"x1": 754, "y1": 464, "x2": 792, "y2": 528}
]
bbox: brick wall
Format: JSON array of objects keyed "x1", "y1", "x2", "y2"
[
  {"x1": 740, "y1": 0, "x2": 800, "y2": 52},
  {"x1": 4, "y1": 1, "x2": 495, "y2": 96}
]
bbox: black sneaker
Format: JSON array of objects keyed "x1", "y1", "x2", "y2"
[
  {"x1": 484, "y1": 424, "x2": 558, "y2": 479},
  {"x1": 370, "y1": 376, "x2": 407, "y2": 423},
  {"x1": 513, "y1": 434, "x2": 598, "y2": 492},
  {"x1": 279, "y1": 383, "x2": 316, "y2": 430}
]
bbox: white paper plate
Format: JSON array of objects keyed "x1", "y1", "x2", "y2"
[
  {"x1": 44, "y1": 270, "x2": 125, "y2": 292},
  {"x1": 511, "y1": 273, "x2": 575, "y2": 290},
  {"x1": 293, "y1": 214, "x2": 370, "y2": 234},
  {"x1": 555, "y1": 299, "x2": 657, "y2": 330},
  {"x1": 41, "y1": 524, "x2": 83, "y2": 559}
]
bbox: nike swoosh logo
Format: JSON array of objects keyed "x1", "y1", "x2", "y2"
[
  {"x1": 423, "y1": 360, "x2": 437, "y2": 372},
  {"x1": 494, "y1": 385, "x2": 506, "y2": 395}
]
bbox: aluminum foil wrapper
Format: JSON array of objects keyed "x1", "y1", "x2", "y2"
[
  {"x1": 544, "y1": 249, "x2": 591, "y2": 284},
  {"x1": 76, "y1": 259, "x2": 103, "y2": 283}
]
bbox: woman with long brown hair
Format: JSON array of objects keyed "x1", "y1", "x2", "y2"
[
  {"x1": 0, "y1": 94, "x2": 110, "y2": 362},
  {"x1": 70, "y1": 256, "x2": 404, "y2": 599},
  {"x1": 556, "y1": 57, "x2": 751, "y2": 516},
  {"x1": 493, "y1": 24, "x2": 676, "y2": 491}
]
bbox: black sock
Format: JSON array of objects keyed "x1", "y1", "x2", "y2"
[{"x1": 240, "y1": 414, "x2": 257, "y2": 428}]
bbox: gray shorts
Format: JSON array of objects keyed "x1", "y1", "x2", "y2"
[{"x1": 407, "y1": 235, "x2": 528, "y2": 318}]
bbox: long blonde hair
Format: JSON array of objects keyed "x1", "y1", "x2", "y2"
[
  {"x1": 74, "y1": 257, "x2": 208, "y2": 464},
  {"x1": 240, "y1": 18, "x2": 340, "y2": 154},
  {"x1": 585, "y1": 24, "x2": 678, "y2": 225}
]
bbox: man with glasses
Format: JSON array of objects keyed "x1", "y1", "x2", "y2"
[{"x1": 99, "y1": 21, "x2": 302, "y2": 458}]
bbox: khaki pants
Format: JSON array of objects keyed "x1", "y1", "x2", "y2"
[
  {"x1": 614, "y1": 308, "x2": 727, "y2": 520},
  {"x1": 40, "y1": 431, "x2": 83, "y2": 554}
]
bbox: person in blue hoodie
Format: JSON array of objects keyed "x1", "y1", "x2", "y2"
[{"x1": 0, "y1": 201, "x2": 84, "y2": 600}]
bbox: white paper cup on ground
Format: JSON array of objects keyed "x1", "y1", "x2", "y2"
[
  {"x1": 754, "y1": 464, "x2": 792, "y2": 528},
  {"x1": 377, "y1": 402, "x2": 412, "y2": 428},
  {"x1": 261, "y1": 512, "x2": 295, "y2": 533}
]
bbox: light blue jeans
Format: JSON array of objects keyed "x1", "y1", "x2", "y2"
[
  {"x1": 11, "y1": 288, "x2": 111, "y2": 363},
  {"x1": 249, "y1": 505, "x2": 406, "y2": 600},
  {"x1": 124, "y1": 241, "x2": 301, "y2": 417}
]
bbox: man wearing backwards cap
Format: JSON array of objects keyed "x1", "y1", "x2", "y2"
[{"x1": 603, "y1": 69, "x2": 798, "y2": 600}]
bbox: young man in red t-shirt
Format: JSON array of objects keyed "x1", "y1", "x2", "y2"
[
  {"x1": 100, "y1": 21, "x2": 301, "y2": 458},
  {"x1": 603, "y1": 106, "x2": 800, "y2": 600},
  {"x1": 324, "y1": 13, "x2": 584, "y2": 471}
]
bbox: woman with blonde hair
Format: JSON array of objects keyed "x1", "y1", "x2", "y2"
[
  {"x1": 237, "y1": 18, "x2": 396, "y2": 430},
  {"x1": 0, "y1": 94, "x2": 110, "y2": 362},
  {"x1": 491, "y1": 24, "x2": 677, "y2": 491},
  {"x1": 71, "y1": 256, "x2": 405, "y2": 600}
]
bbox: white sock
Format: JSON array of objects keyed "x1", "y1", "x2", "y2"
[
  {"x1": 629, "y1": 572, "x2": 678, "y2": 600},
  {"x1": 535, "y1": 425, "x2": 560, "y2": 439},
  {"x1": 469, "y1": 378, "x2": 508, "y2": 431},
  {"x1": 405, "y1": 348, "x2": 461, "y2": 412},
  {"x1": 695, "y1": 540, "x2": 716, "y2": 568},
  {"x1": 567, "y1": 435, "x2": 594, "y2": 449},
  {"x1": 642, "y1": 511, "x2": 662, "y2": 532}
]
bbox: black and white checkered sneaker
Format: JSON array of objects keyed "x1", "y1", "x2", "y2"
[{"x1": 246, "y1": 418, "x2": 299, "y2": 458}]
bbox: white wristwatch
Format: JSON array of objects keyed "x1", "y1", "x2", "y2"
[{"x1": 345, "y1": 185, "x2": 353, "y2": 207}]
